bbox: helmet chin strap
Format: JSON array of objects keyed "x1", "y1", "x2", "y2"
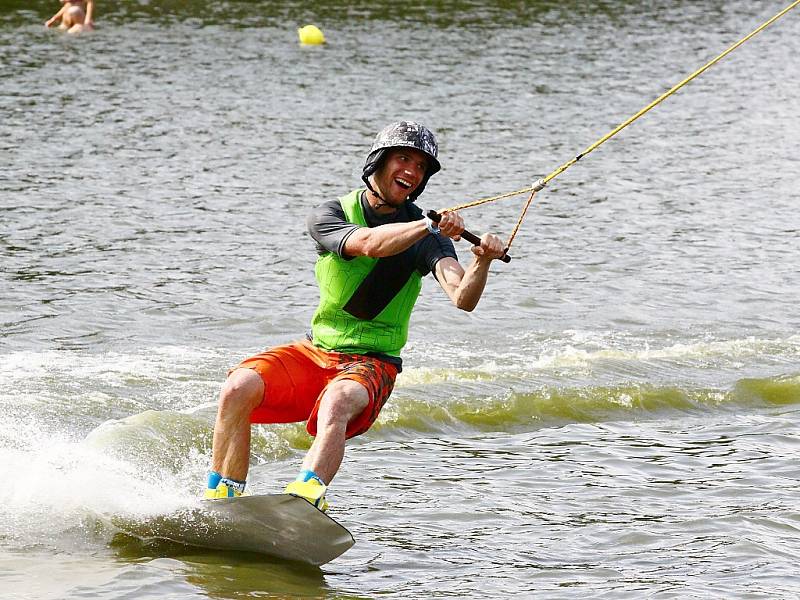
[{"x1": 366, "y1": 176, "x2": 407, "y2": 210}]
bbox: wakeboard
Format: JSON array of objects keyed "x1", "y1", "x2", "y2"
[{"x1": 116, "y1": 494, "x2": 355, "y2": 566}]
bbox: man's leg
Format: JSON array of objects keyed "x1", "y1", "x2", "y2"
[
  {"x1": 207, "y1": 368, "x2": 264, "y2": 496},
  {"x1": 284, "y1": 378, "x2": 369, "y2": 510},
  {"x1": 301, "y1": 379, "x2": 369, "y2": 484}
]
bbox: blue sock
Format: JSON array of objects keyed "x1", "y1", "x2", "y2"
[
  {"x1": 207, "y1": 471, "x2": 222, "y2": 490},
  {"x1": 208, "y1": 471, "x2": 246, "y2": 494},
  {"x1": 220, "y1": 477, "x2": 247, "y2": 494},
  {"x1": 296, "y1": 469, "x2": 326, "y2": 485}
]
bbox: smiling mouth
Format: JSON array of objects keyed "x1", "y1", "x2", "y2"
[{"x1": 395, "y1": 177, "x2": 413, "y2": 190}]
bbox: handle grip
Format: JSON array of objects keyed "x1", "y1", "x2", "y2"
[{"x1": 426, "y1": 210, "x2": 511, "y2": 263}]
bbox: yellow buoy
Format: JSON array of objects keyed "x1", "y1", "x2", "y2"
[{"x1": 298, "y1": 25, "x2": 325, "y2": 46}]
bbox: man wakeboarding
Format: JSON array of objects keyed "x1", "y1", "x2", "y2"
[{"x1": 206, "y1": 121, "x2": 506, "y2": 511}]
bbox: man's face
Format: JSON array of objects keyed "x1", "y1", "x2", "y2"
[{"x1": 372, "y1": 147, "x2": 429, "y2": 206}]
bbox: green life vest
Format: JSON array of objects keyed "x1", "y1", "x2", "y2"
[{"x1": 311, "y1": 189, "x2": 423, "y2": 356}]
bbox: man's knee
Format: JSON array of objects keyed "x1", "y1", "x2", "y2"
[
  {"x1": 319, "y1": 380, "x2": 369, "y2": 423},
  {"x1": 219, "y1": 368, "x2": 264, "y2": 415}
]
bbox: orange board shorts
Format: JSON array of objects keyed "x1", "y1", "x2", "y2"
[{"x1": 232, "y1": 340, "x2": 398, "y2": 439}]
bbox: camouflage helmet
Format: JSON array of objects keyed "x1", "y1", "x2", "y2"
[{"x1": 362, "y1": 121, "x2": 441, "y2": 201}]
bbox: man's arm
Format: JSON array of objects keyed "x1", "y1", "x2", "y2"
[
  {"x1": 45, "y1": 7, "x2": 66, "y2": 27},
  {"x1": 344, "y1": 220, "x2": 428, "y2": 258},
  {"x1": 84, "y1": 0, "x2": 94, "y2": 27},
  {"x1": 344, "y1": 210, "x2": 464, "y2": 258},
  {"x1": 434, "y1": 233, "x2": 506, "y2": 312}
]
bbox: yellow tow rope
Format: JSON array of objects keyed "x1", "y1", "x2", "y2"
[{"x1": 442, "y1": 0, "x2": 800, "y2": 252}]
